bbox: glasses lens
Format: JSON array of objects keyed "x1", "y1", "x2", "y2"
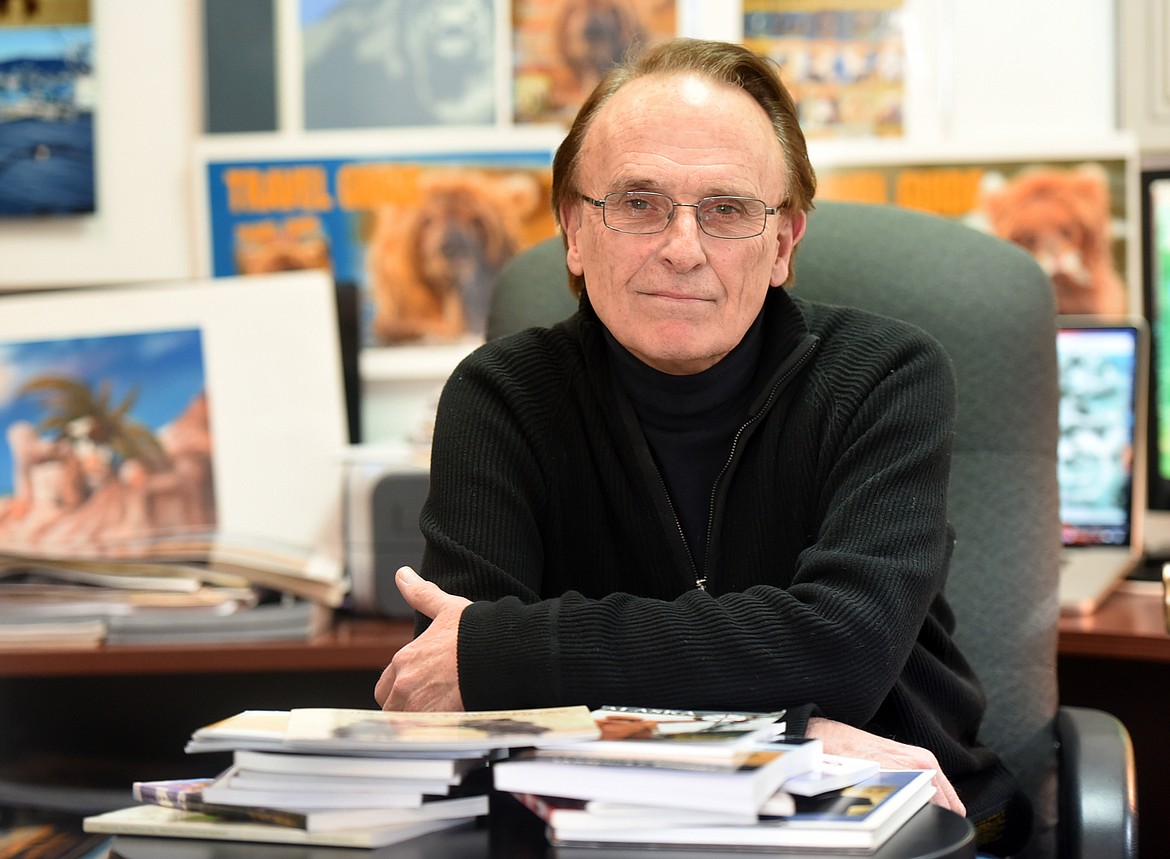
[
  {"x1": 698, "y1": 197, "x2": 767, "y2": 238},
  {"x1": 602, "y1": 191, "x2": 672, "y2": 234}
]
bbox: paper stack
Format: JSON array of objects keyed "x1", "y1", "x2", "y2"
[
  {"x1": 83, "y1": 705, "x2": 600, "y2": 849},
  {"x1": 493, "y1": 706, "x2": 936, "y2": 853}
]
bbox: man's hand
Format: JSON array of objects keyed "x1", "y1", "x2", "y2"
[
  {"x1": 806, "y1": 717, "x2": 966, "y2": 817},
  {"x1": 373, "y1": 566, "x2": 470, "y2": 712}
]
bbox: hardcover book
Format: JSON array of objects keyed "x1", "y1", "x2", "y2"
[
  {"x1": 133, "y1": 777, "x2": 488, "y2": 833},
  {"x1": 83, "y1": 803, "x2": 477, "y2": 848},
  {"x1": 543, "y1": 769, "x2": 937, "y2": 852},
  {"x1": 532, "y1": 706, "x2": 788, "y2": 768},
  {"x1": 282, "y1": 705, "x2": 600, "y2": 754},
  {"x1": 492, "y1": 739, "x2": 821, "y2": 816}
]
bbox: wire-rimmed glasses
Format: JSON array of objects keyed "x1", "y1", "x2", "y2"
[{"x1": 581, "y1": 191, "x2": 783, "y2": 239}]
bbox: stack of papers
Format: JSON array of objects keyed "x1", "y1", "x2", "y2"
[
  {"x1": 492, "y1": 706, "x2": 934, "y2": 853},
  {"x1": 83, "y1": 705, "x2": 600, "y2": 849}
]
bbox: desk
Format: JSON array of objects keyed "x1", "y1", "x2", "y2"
[
  {"x1": 105, "y1": 794, "x2": 975, "y2": 859},
  {"x1": 0, "y1": 616, "x2": 415, "y2": 808},
  {"x1": 1058, "y1": 585, "x2": 1170, "y2": 859}
]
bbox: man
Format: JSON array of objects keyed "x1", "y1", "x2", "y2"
[{"x1": 375, "y1": 38, "x2": 1030, "y2": 856}]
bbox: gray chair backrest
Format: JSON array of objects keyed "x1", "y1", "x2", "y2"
[{"x1": 487, "y1": 201, "x2": 1062, "y2": 849}]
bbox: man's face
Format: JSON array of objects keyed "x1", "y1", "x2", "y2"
[{"x1": 560, "y1": 72, "x2": 806, "y2": 375}]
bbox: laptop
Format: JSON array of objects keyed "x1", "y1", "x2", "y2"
[{"x1": 1056, "y1": 316, "x2": 1149, "y2": 615}]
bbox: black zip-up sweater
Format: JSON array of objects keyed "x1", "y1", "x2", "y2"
[{"x1": 417, "y1": 285, "x2": 1030, "y2": 854}]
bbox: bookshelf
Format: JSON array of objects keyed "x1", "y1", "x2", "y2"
[{"x1": 0, "y1": 616, "x2": 414, "y2": 678}]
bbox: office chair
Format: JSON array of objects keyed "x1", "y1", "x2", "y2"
[{"x1": 486, "y1": 201, "x2": 1138, "y2": 859}]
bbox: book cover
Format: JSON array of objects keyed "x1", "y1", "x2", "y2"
[
  {"x1": 83, "y1": 803, "x2": 477, "y2": 848},
  {"x1": 283, "y1": 705, "x2": 600, "y2": 753},
  {"x1": 185, "y1": 710, "x2": 291, "y2": 754},
  {"x1": 545, "y1": 769, "x2": 937, "y2": 852},
  {"x1": 532, "y1": 706, "x2": 787, "y2": 768},
  {"x1": 492, "y1": 739, "x2": 821, "y2": 816},
  {"x1": 133, "y1": 777, "x2": 488, "y2": 833}
]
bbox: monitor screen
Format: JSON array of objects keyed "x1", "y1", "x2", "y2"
[{"x1": 1140, "y1": 169, "x2": 1170, "y2": 508}]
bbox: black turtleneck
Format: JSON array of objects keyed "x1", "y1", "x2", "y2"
[{"x1": 604, "y1": 313, "x2": 765, "y2": 572}]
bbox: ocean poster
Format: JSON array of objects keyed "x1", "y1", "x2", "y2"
[
  {"x1": 0, "y1": 0, "x2": 95, "y2": 217},
  {"x1": 0, "y1": 329, "x2": 215, "y2": 556}
]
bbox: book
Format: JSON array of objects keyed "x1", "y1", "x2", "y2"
[
  {"x1": 492, "y1": 739, "x2": 821, "y2": 816},
  {"x1": 510, "y1": 790, "x2": 795, "y2": 832},
  {"x1": 199, "y1": 765, "x2": 430, "y2": 809},
  {"x1": 544, "y1": 769, "x2": 937, "y2": 852},
  {"x1": 185, "y1": 710, "x2": 291, "y2": 754},
  {"x1": 104, "y1": 598, "x2": 331, "y2": 645},
  {"x1": 214, "y1": 764, "x2": 456, "y2": 796},
  {"x1": 782, "y1": 753, "x2": 882, "y2": 797},
  {"x1": 83, "y1": 803, "x2": 477, "y2": 848},
  {"x1": 132, "y1": 776, "x2": 489, "y2": 833},
  {"x1": 531, "y1": 705, "x2": 788, "y2": 769},
  {"x1": 282, "y1": 705, "x2": 601, "y2": 754},
  {"x1": 231, "y1": 747, "x2": 487, "y2": 781}
]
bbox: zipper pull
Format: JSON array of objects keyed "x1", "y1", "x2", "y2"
[{"x1": 695, "y1": 576, "x2": 707, "y2": 591}]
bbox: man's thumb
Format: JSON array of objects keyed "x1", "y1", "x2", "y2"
[{"x1": 395, "y1": 566, "x2": 438, "y2": 616}]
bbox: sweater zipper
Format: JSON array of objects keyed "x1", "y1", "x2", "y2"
[{"x1": 699, "y1": 338, "x2": 819, "y2": 589}]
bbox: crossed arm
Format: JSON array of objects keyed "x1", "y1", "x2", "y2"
[{"x1": 373, "y1": 565, "x2": 965, "y2": 817}]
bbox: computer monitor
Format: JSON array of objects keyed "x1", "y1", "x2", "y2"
[{"x1": 1139, "y1": 168, "x2": 1170, "y2": 512}]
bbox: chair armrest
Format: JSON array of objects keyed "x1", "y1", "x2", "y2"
[{"x1": 1056, "y1": 705, "x2": 1138, "y2": 859}]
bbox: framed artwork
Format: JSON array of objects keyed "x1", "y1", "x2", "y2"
[
  {"x1": 815, "y1": 153, "x2": 1134, "y2": 315},
  {"x1": 201, "y1": 151, "x2": 558, "y2": 346},
  {"x1": 0, "y1": 271, "x2": 350, "y2": 577},
  {"x1": 513, "y1": 0, "x2": 677, "y2": 126},
  {"x1": 743, "y1": 0, "x2": 905, "y2": 139},
  {"x1": 0, "y1": 0, "x2": 94, "y2": 216},
  {"x1": 301, "y1": 0, "x2": 496, "y2": 130}
]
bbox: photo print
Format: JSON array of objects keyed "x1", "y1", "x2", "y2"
[
  {"x1": 0, "y1": 329, "x2": 214, "y2": 556},
  {"x1": 0, "y1": 0, "x2": 95, "y2": 216},
  {"x1": 301, "y1": 0, "x2": 495, "y2": 130}
]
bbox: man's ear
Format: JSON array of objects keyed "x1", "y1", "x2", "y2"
[
  {"x1": 770, "y1": 209, "x2": 807, "y2": 288},
  {"x1": 560, "y1": 197, "x2": 585, "y2": 277}
]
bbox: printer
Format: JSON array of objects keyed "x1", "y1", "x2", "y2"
[{"x1": 343, "y1": 445, "x2": 430, "y2": 617}]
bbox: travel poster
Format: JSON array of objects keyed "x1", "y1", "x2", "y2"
[
  {"x1": 815, "y1": 156, "x2": 1131, "y2": 315},
  {"x1": 301, "y1": 0, "x2": 495, "y2": 130},
  {"x1": 0, "y1": 0, "x2": 95, "y2": 216},
  {"x1": 742, "y1": 0, "x2": 905, "y2": 139},
  {"x1": 204, "y1": 152, "x2": 557, "y2": 345},
  {"x1": 513, "y1": 0, "x2": 677, "y2": 126},
  {"x1": 0, "y1": 329, "x2": 215, "y2": 557}
]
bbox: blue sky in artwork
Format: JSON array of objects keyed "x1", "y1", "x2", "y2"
[
  {"x1": 0, "y1": 329, "x2": 206, "y2": 497},
  {"x1": 299, "y1": 0, "x2": 344, "y2": 27},
  {"x1": 0, "y1": 26, "x2": 90, "y2": 63}
]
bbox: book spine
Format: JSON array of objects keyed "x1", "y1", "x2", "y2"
[{"x1": 133, "y1": 783, "x2": 310, "y2": 829}]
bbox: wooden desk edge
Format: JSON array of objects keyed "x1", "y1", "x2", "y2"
[
  {"x1": 1058, "y1": 587, "x2": 1170, "y2": 662},
  {"x1": 0, "y1": 616, "x2": 415, "y2": 677}
]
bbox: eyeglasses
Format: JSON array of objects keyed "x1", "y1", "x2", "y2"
[{"x1": 581, "y1": 191, "x2": 783, "y2": 239}]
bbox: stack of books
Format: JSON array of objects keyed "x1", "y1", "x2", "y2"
[
  {"x1": 0, "y1": 531, "x2": 342, "y2": 647},
  {"x1": 492, "y1": 706, "x2": 937, "y2": 853},
  {"x1": 82, "y1": 704, "x2": 600, "y2": 850}
]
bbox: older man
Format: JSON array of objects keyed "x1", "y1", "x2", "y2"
[{"x1": 374, "y1": 37, "x2": 1031, "y2": 856}]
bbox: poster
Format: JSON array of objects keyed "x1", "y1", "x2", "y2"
[
  {"x1": 513, "y1": 0, "x2": 677, "y2": 126},
  {"x1": 301, "y1": 0, "x2": 495, "y2": 130},
  {"x1": 742, "y1": 0, "x2": 904, "y2": 139},
  {"x1": 0, "y1": 272, "x2": 349, "y2": 560},
  {"x1": 0, "y1": 0, "x2": 94, "y2": 216},
  {"x1": 204, "y1": 152, "x2": 557, "y2": 345},
  {"x1": 816, "y1": 157, "x2": 1131, "y2": 315},
  {"x1": 0, "y1": 330, "x2": 213, "y2": 554}
]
